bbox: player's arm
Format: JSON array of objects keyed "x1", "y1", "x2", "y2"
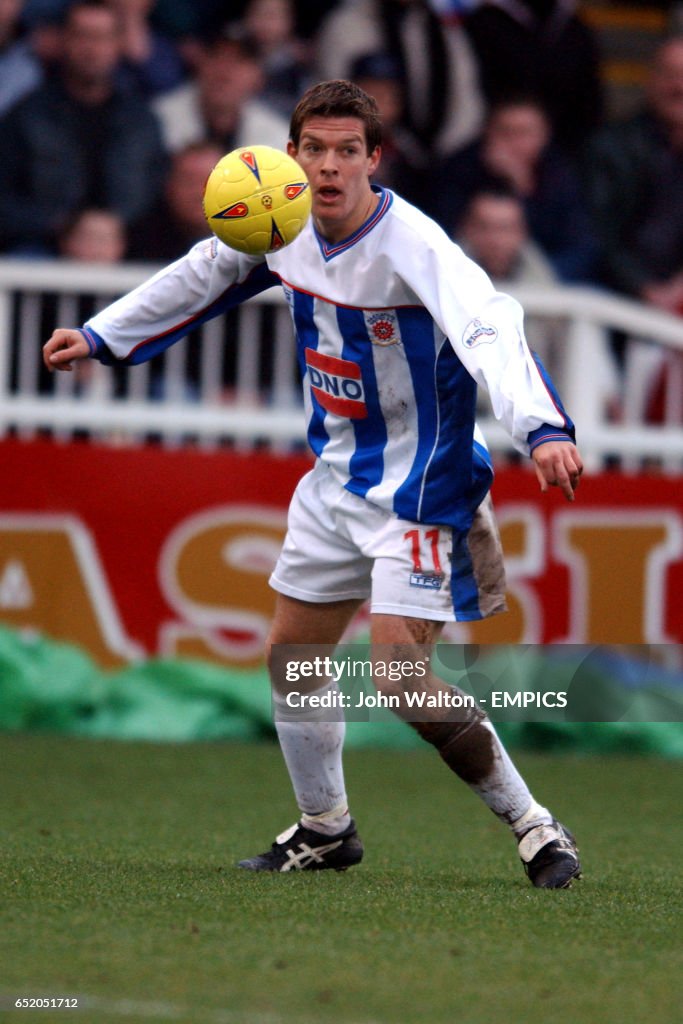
[
  {"x1": 466, "y1": 308, "x2": 583, "y2": 502},
  {"x1": 468, "y1": 309, "x2": 583, "y2": 501},
  {"x1": 410, "y1": 226, "x2": 582, "y2": 500},
  {"x1": 43, "y1": 239, "x2": 277, "y2": 368}
]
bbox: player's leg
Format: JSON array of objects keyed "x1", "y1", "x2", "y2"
[
  {"x1": 369, "y1": 611, "x2": 580, "y2": 887},
  {"x1": 238, "y1": 593, "x2": 365, "y2": 872},
  {"x1": 369, "y1": 612, "x2": 540, "y2": 826},
  {"x1": 366, "y1": 503, "x2": 581, "y2": 889},
  {"x1": 268, "y1": 592, "x2": 362, "y2": 834},
  {"x1": 238, "y1": 464, "x2": 370, "y2": 872},
  {"x1": 371, "y1": 612, "x2": 538, "y2": 823}
]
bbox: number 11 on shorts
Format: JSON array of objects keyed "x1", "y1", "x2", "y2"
[{"x1": 403, "y1": 528, "x2": 443, "y2": 575}]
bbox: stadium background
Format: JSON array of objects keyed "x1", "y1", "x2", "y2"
[
  {"x1": 0, "y1": 436, "x2": 681, "y2": 752},
  {"x1": 1, "y1": 2, "x2": 682, "y2": 1022}
]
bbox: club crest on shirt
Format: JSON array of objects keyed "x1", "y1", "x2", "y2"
[
  {"x1": 305, "y1": 348, "x2": 367, "y2": 419},
  {"x1": 462, "y1": 318, "x2": 498, "y2": 349},
  {"x1": 365, "y1": 311, "x2": 400, "y2": 346}
]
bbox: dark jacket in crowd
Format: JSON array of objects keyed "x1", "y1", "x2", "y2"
[
  {"x1": 464, "y1": 0, "x2": 603, "y2": 156},
  {"x1": 585, "y1": 110, "x2": 683, "y2": 296},
  {"x1": 435, "y1": 140, "x2": 598, "y2": 283},
  {"x1": 0, "y1": 76, "x2": 167, "y2": 253}
]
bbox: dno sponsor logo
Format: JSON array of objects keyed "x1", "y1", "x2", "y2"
[{"x1": 305, "y1": 348, "x2": 367, "y2": 419}]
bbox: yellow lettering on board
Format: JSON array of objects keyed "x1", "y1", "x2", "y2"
[
  {"x1": 158, "y1": 507, "x2": 287, "y2": 667},
  {"x1": 0, "y1": 515, "x2": 141, "y2": 667},
  {"x1": 555, "y1": 511, "x2": 682, "y2": 643}
]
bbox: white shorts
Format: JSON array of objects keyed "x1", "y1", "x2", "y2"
[{"x1": 269, "y1": 462, "x2": 507, "y2": 622}]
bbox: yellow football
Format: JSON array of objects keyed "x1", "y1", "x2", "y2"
[{"x1": 203, "y1": 145, "x2": 311, "y2": 255}]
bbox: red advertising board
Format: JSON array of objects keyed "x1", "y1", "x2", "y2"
[{"x1": 0, "y1": 438, "x2": 681, "y2": 667}]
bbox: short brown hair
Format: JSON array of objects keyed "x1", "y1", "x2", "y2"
[{"x1": 289, "y1": 80, "x2": 383, "y2": 154}]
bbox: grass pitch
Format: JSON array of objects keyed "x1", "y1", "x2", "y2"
[{"x1": 0, "y1": 734, "x2": 681, "y2": 1024}]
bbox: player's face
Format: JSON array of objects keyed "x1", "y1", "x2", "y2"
[{"x1": 288, "y1": 117, "x2": 381, "y2": 244}]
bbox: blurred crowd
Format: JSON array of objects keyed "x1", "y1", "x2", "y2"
[{"x1": 1, "y1": 0, "x2": 683, "y2": 418}]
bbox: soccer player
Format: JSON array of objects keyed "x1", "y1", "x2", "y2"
[{"x1": 43, "y1": 80, "x2": 583, "y2": 888}]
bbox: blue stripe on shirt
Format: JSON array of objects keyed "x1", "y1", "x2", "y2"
[
  {"x1": 292, "y1": 289, "x2": 329, "y2": 457},
  {"x1": 393, "y1": 308, "x2": 441, "y2": 521},
  {"x1": 336, "y1": 305, "x2": 387, "y2": 496},
  {"x1": 419, "y1": 342, "x2": 489, "y2": 529},
  {"x1": 393, "y1": 312, "x2": 490, "y2": 529}
]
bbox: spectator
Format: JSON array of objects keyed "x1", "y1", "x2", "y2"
[
  {"x1": 350, "y1": 50, "x2": 428, "y2": 209},
  {"x1": 586, "y1": 34, "x2": 683, "y2": 312},
  {"x1": 0, "y1": 0, "x2": 43, "y2": 115},
  {"x1": 315, "y1": 0, "x2": 485, "y2": 160},
  {"x1": 152, "y1": 26, "x2": 289, "y2": 154},
  {"x1": 126, "y1": 141, "x2": 235, "y2": 404},
  {"x1": 586, "y1": 34, "x2": 683, "y2": 425},
  {"x1": 35, "y1": 205, "x2": 129, "y2": 400},
  {"x1": 434, "y1": 97, "x2": 598, "y2": 282},
  {"x1": 457, "y1": 184, "x2": 620, "y2": 416},
  {"x1": 144, "y1": 0, "x2": 231, "y2": 42},
  {"x1": 60, "y1": 206, "x2": 134, "y2": 417},
  {"x1": 240, "y1": 0, "x2": 313, "y2": 120},
  {"x1": 128, "y1": 141, "x2": 224, "y2": 261},
  {"x1": 456, "y1": 186, "x2": 556, "y2": 288},
  {"x1": 456, "y1": 186, "x2": 563, "y2": 381},
  {"x1": 58, "y1": 206, "x2": 127, "y2": 262},
  {"x1": 464, "y1": 0, "x2": 603, "y2": 157},
  {"x1": 105, "y1": 0, "x2": 187, "y2": 97},
  {"x1": 0, "y1": 0, "x2": 166, "y2": 254}
]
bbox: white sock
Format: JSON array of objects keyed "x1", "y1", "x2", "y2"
[
  {"x1": 273, "y1": 680, "x2": 350, "y2": 834},
  {"x1": 465, "y1": 720, "x2": 545, "y2": 828},
  {"x1": 301, "y1": 803, "x2": 351, "y2": 836},
  {"x1": 510, "y1": 798, "x2": 554, "y2": 839}
]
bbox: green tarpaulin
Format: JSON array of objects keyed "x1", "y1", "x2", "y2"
[{"x1": 0, "y1": 626, "x2": 681, "y2": 756}]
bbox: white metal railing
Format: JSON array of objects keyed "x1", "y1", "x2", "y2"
[{"x1": 1, "y1": 258, "x2": 682, "y2": 466}]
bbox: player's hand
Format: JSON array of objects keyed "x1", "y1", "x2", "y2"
[
  {"x1": 43, "y1": 329, "x2": 90, "y2": 372},
  {"x1": 532, "y1": 441, "x2": 583, "y2": 502}
]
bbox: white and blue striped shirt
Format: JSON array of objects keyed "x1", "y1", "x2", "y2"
[{"x1": 83, "y1": 187, "x2": 574, "y2": 530}]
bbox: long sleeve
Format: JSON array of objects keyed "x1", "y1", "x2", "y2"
[
  {"x1": 405, "y1": 222, "x2": 575, "y2": 455},
  {"x1": 83, "y1": 238, "x2": 279, "y2": 364}
]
